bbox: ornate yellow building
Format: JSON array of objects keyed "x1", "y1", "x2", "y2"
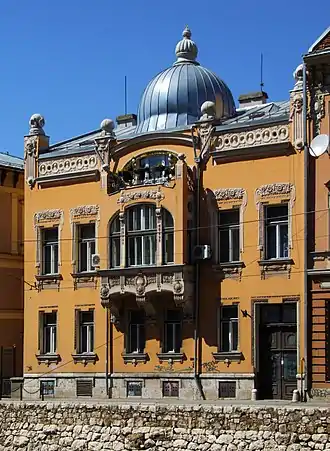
[
  {"x1": 0, "y1": 152, "x2": 24, "y2": 395},
  {"x1": 23, "y1": 27, "x2": 309, "y2": 400}
]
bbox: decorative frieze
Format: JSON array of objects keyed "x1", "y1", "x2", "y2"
[
  {"x1": 255, "y1": 183, "x2": 294, "y2": 198},
  {"x1": 117, "y1": 189, "x2": 165, "y2": 205},
  {"x1": 216, "y1": 124, "x2": 289, "y2": 152},
  {"x1": 70, "y1": 205, "x2": 99, "y2": 221},
  {"x1": 34, "y1": 209, "x2": 63, "y2": 225},
  {"x1": 38, "y1": 155, "x2": 98, "y2": 177},
  {"x1": 214, "y1": 188, "x2": 245, "y2": 201}
]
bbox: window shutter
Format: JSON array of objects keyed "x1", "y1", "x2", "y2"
[
  {"x1": 38, "y1": 311, "x2": 44, "y2": 354},
  {"x1": 74, "y1": 309, "x2": 80, "y2": 353}
]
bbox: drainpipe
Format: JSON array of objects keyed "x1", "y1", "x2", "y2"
[
  {"x1": 105, "y1": 308, "x2": 109, "y2": 397},
  {"x1": 302, "y1": 61, "x2": 309, "y2": 401},
  {"x1": 191, "y1": 127, "x2": 205, "y2": 400}
]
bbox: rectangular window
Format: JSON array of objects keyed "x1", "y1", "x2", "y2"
[
  {"x1": 110, "y1": 216, "x2": 121, "y2": 268},
  {"x1": 219, "y1": 209, "x2": 240, "y2": 263},
  {"x1": 265, "y1": 204, "x2": 288, "y2": 259},
  {"x1": 219, "y1": 305, "x2": 238, "y2": 352},
  {"x1": 43, "y1": 312, "x2": 57, "y2": 354},
  {"x1": 78, "y1": 223, "x2": 96, "y2": 272},
  {"x1": 127, "y1": 381, "x2": 143, "y2": 397},
  {"x1": 42, "y1": 228, "x2": 59, "y2": 275},
  {"x1": 40, "y1": 380, "x2": 55, "y2": 397},
  {"x1": 127, "y1": 310, "x2": 145, "y2": 354},
  {"x1": 162, "y1": 381, "x2": 179, "y2": 397},
  {"x1": 164, "y1": 310, "x2": 182, "y2": 353},
  {"x1": 127, "y1": 206, "x2": 156, "y2": 266},
  {"x1": 218, "y1": 381, "x2": 236, "y2": 398},
  {"x1": 79, "y1": 311, "x2": 94, "y2": 353}
]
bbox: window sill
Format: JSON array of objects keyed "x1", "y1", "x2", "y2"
[
  {"x1": 36, "y1": 353, "x2": 61, "y2": 366},
  {"x1": 122, "y1": 352, "x2": 149, "y2": 365},
  {"x1": 157, "y1": 352, "x2": 185, "y2": 364},
  {"x1": 212, "y1": 351, "x2": 244, "y2": 363},
  {"x1": 71, "y1": 272, "x2": 97, "y2": 289},
  {"x1": 72, "y1": 353, "x2": 98, "y2": 366},
  {"x1": 212, "y1": 262, "x2": 245, "y2": 279},
  {"x1": 35, "y1": 274, "x2": 63, "y2": 291},
  {"x1": 258, "y1": 258, "x2": 294, "y2": 279}
]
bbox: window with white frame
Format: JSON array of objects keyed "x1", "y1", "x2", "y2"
[
  {"x1": 164, "y1": 310, "x2": 182, "y2": 353},
  {"x1": 127, "y1": 204, "x2": 156, "y2": 266},
  {"x1": 41, "y1": 312, "x2": 57, "y2": 354},
  {"x1": 110, "y1": 215, "x2": 121, "y2": 268},
  {"x1": 79, "y1": 311, "x2": 94, "y2": 354},
  {"x1": 78, "y1": 223, "x2": 96, "y2": 272},
  {"x1": 219, "y1": 305, "x2": 238, "y2": 352},
  {"x1": 42, "y1": 228, "x2": 59, "y2": 275},
  {"x1": 218, "y1": 209, "x2": 240, "y2": 263},
  {"x1": 265, "y1": 204, "x2": 288, "y2": 259},
  {"x1": 109, "y1": 205, "x2": 174, "y2": 268},
  {"x1": 127, "y1": 310, "x2": 145, "y2": 354},
  {"x1": 163, "y1": 209, "x2": 174, "y2": 264}
]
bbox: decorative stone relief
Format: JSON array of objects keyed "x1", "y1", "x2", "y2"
[
  {"x1": 216, "y1": 124, "x2": 289, "y2": 152},
  {"x1": 117, "y1": 188, "x2": 165, "y2": 205},
  {"x1": 255, "y1": 183, "x2": 294, "y2": 199},
  {"x1": 34, "y1": 209, "x2": 63, "y2": 225},
  {"x1": 99, "y1": 266, "x2": 194, "y2": 321},
  {"x1": 214, "y1": 188, "x2": 245, "y2": 201},
  {"x1": 70, "y1": 205, "x2": 99, "y2": 221},
  {"x1": 313, "y1": 85, "x2": 326, "y2": 135},
  {"x1": 24, "y1": 136, "x2": 38, "y2": 188},
  {"x1": 38, "y1": 155, "x2": 97, "y2": 177}
]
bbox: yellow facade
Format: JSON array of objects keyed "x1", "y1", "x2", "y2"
[{"x1": 23, "y1": 28, "x2": 311, "y2": 400}]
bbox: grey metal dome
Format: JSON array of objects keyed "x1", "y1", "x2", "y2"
[{"x1": 135, "y1": 27, "x2": 236, "y2": 134}]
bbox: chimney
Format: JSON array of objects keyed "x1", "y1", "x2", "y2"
[
  {"x1": 238, "y1": 91, "x2": 268, "y2": 108},
  {"x1": 116, "y1": 114, "x2": 137, "y2": 130}
]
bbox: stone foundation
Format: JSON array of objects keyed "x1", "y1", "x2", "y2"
[
  {"x1": 23, "y1": 372, "x2": 255, "y2": 400},
  {"x1": 0, "y1": 402, "x2": 330, "y2": 450}
]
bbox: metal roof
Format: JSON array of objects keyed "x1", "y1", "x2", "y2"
[{"x1": 0, "y1": 152, "x2": 24, "y2": 170}]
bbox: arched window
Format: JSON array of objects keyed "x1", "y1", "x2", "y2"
[
  {"x1": 110, "y1": 214, "x2": 120, "y2": 268},
  {"x1": 127, "y1": 204, "x2": 156, "y2": 266},
  {"x1": 109, "y1": 205, "x2": 174, "y2": 268}
]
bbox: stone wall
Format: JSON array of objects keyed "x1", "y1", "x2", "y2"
[{"x1": 0, "y1": 402, "x2": 330, "y2": 450}]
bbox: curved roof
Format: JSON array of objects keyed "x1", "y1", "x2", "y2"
[{"x1": 135, "y1": 27, "x2": 235, "y2": 134}]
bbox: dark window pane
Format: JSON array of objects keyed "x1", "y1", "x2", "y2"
[
  {"x1": 222, "y1": 306, "x2": 238, "y2": 320},
  {"x1": 164, "y1": 232, "x2": 174, "y2": 263},
  {"x1": 110, "y1": 216, "x2": 120, "y2": 234},
  {"x1": 220, "y1": 229, "x2": 230, "y2": 262},
  {"x1": 266, "y1": 225, "x2": 277, "y2": 259},
  {"x1": 136, "y1": 237, "x2": 142, "y2": 265},
  {"x1": 221, "y1": 322, "x2": 230, "y2": 352},
  {"x1": 167, "y1": 310, "x2": 181, "y2": 322},
  {"x1": 261, "y1": 305, "x2": 281, "y2": 324},
  {"x1": 174, "y1": 323, "x2": 182, "y2": 352},
  {"x1": 232, "y1": 321, "x2": 238, "y2": 351},
  {"x1": 280, "y1": 224, "x2": 288, "y2": 257},
  {"x1": 219, "y1": 210, "x2": 239, "y2": 226},
  {"x1": 53, "y1": 244, "x2": 58, "y2": 272},
  {"x1": 44, "y1": 228, "x2": 58, "y2": 243},
  {"x1": 232, "y1": 227, "x2": 240, "y2": 261},
  {"x1": 79, "y1": 224, "x2": 95, "y2": 240},
  {"x1": 266, "y1": 205, "x2": 288, "y2": 222},
  {"x1": 81, "y1": 311, "x2": 93, "y2": 324},
  {"x1": 111, "y1": 237, "x2": 120, "y2": 267},
  {"x1": 80, "y1": 242, "x2": 88, "y2": 272},
  {"x1": 44, "y1": 245, "x2": 52, "y2": 274},
  {"x1": 164, "y1": 210, "x2": 174, "y2": 228}
]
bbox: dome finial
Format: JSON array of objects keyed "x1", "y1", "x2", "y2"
[
  {"x1": 175, "y1": 26, "x2": 198, "y2": 65},
  {"x1": 182, "y1": 25, "x2": 191, "y2": 39}
]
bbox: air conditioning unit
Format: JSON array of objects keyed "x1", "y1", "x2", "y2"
[
  {"x1": 193, "y1": 245, "x2": 212, "y2": 261},
  {"x1": 91, "y1": 254, "x2": 101, "y2": 268}
]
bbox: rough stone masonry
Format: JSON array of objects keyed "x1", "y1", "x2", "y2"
[{"x1": 1, "y1": 402, "x2": 330, "y2": 450}]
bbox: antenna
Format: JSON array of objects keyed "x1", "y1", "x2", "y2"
[
  {"x1": 124, "y1": 75, "x2": 128, "y2": 115},
  {"x1": 260, "y1": 53, "x2": 264, "y2": 92},
  {"x1": 309, "y1": 134, "x2": 329, "y2": 158}
]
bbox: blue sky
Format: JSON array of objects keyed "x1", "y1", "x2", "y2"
[{"x1": 0, "y1": 1, "x2": 329, "y2": 157}]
